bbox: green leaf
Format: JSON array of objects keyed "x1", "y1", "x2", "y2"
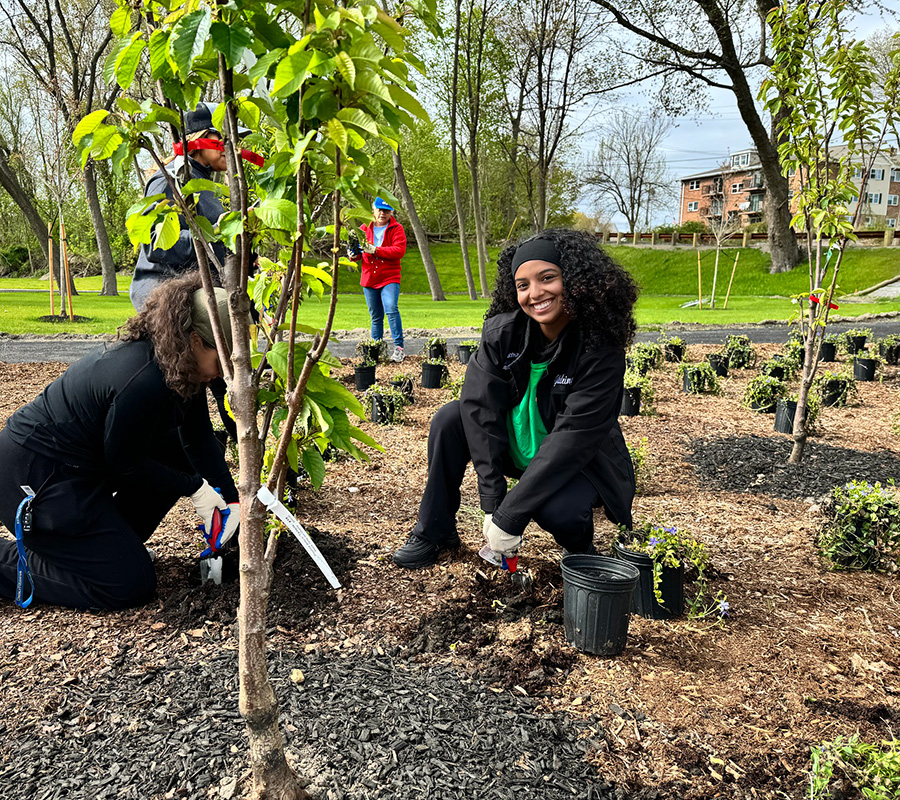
[
  {"x1": 300, "y1": 264, "x2": 333, "y2": 286},
  {"x1": 336, "y1": 107, "x2": 378, "y2": 136},
  {"x1": 355, "y1": 70, "x2": 391, "y2": 102},
  {"x1": 372, "y1": 17, "x2": 405, "y2": 52},
  {"x1": 286, "y1": 438, "x2": 300, "y2": 474},
  {"x1": 334, "y1": 51, "x2": 356, "y2": 88},
  {"x1": 116, "y1": 97, "x2": 143, "y2": 116},
  {"x1": 115, "y1": 36, "x2": 146, "y2": 91},
  {"x1": 89, "y1": 126, "x2": 124, "y2": 162},
  {"x1": 301, "y1": 446, "x2": 327, "y2": 490},
  {"x1": 217, "y1": 212, "x2": 243, "y2": 250},
  {"x1": 72, "y1": 110, "x2": 110, "y2": 145},
  {"x1": 325, "y1": 118, "x2": 348, "y2": 152},
  {"x1": 153, "y1": 211, "x2": 181, "y2": 250},
  {"x1": 387, "y1": 84, "x2": 428, "y2": 121},
  {"x1": 126, "y1": 207, "x2": 162, "y2": 246},
  {"x1": 272, "y1": 44, "x2": 312, "y2": 98},
  {"x1": 210, "y1": 21, "x2": 253, "y2": 68},
  {"x1": 144, "y1": 104, "x2": 180, "y2": 128},
  {"x1": 248, "y1": 48, "x2": 284, "y2": 86},
  {"x1": 148, "y1": 28, "x2": 173, "y2": 78},
  {"x1": 110, "y1": 6, "x2": 132, "y2": 38},
  {"x1": 181, "y1": 178, "x2": 225, "y2": 196},
  {"x1": 255, "y1": 198, "x2": 298, "y2": 231},
  {"x1": 103, "y1": 39, "x2": 128, "y2": 85},
  {"x1": 170, "y1": 9, "x2": 212, "y2": 79},
  {"x1": 349, "y1": 425, "x2": 384, "y2": 451}
]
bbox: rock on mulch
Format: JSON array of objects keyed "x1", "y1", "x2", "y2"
[
  {"x1": 688, "y1": 434, "x2": 900, "y2": 500},
  {"x1": 1, "y1": 647, "x2": 629, "y2": 800}
]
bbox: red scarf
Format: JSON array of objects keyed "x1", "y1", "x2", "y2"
[{"x1": 173, "y1": 138, "x2": 265, "y2": 167}]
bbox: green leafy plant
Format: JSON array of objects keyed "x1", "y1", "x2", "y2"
[
  {"x1": 760, "y1": 357, "x2": 790, "y2": 380},
  {"x1": 816, "y1": 480, "x2": 900, "y2": 572},
  {"x1": 447, "y1": 374, "x2": 466, "y2": 400},
  {"x1": 362, "y1": 384, "x2": 408, "y2": 425},
  {"x1": 626, "y1": 437, "x2": 652, "y2": 494},
  {"x1": 722, "y1": 334, "x2": 756, "y2": 369},
  {"x1": 778, "y1": 338, "x2": 805, "y2": 376},
  {"x1": 629, "y1": 342, "x2": 664, "y2": 374},
  {"x1": 357, "y1": 356, "x2": 377, "y2": 369},
  {"x1": 390, "y1": 372, "x2": 415, "y2": 403},
  {"x1": 617, "y1": 520, "x2": 727, "y2": 619},
  {"x1": 814, "y1": 369, "x2": 858, "y2": 407},
  {"x1": 743, "y1": 374, "x2": 788, "y2": 410},
  {"x1": 787, "y1": 391, "x2": 821, "y2": 428},
  {"x1": 623, "y1": 369, "x2": 655, "y2": 414},
  {"x1": 809, "y1": 735, "x2": 900, "y2": 800},
  {"x1": 459, "y1": 339, "x2": 479, "y2": 349},
  {"x1": 356, "y1": 338, "x2": 386, "y2": 362},
  {"x1": 424, "y1": 336, "x2": 448, "y2": 358},
  {"x1": 678, "y1": 362, "x2": 722, "y2": 395},
  {"x1": 659, "y1": 334, "x2": 685, "y2": 347}
]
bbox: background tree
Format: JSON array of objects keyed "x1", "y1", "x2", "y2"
[
  {"x1": 760, "y1": 1, "x2": 900, "y2": 463},
  {"x1": 589, "y1": 0, "x2": 802, "y2": 274},
  {"x1": 584, "y1": 110, "x2": 674, "y2": 232},
  {"x1": 0, "y1": 0, "x2": 120, "y2": 294},
  {"x1": 82, "y1": 1, "x2": 439, "y2": 797}
]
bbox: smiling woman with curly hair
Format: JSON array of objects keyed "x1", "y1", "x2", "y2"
[
  {"x1": 0, "y1": 275, "x2": 242, "y2": 610},
  {"x1": 394, "y1": 228, "x2": 639, "y2": 570}
]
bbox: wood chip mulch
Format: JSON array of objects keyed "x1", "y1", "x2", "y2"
[{"x1": 1, "y1": 342, "x2": 899, "y2": 799}]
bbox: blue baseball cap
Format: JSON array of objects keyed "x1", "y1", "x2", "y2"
[{"x1": 373, "y1": 197, "x2": 394, "y2": 211}]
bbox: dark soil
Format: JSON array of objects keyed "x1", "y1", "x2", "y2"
[{"x1": 2, "y1": 341, "x2": 900, "y2": 799}]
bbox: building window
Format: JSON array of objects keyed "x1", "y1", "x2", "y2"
[
  {"x1": 853, "y1": 167, "x2": 863, "y2": 179},
  {"x1": 866, "y1": 192, "x2": 882, "y2": 204},
  {"x1": 687, "y1": 201, "x2": 698, "y2": 212},
  {"x1": 787, "y1": 167, "x2": 796, "y2": 177},
  {"x1": 891, "y1": 168, "x2": 900, "y2": 182},
  {"x1": 688, "y1": 179, "x2": 701, "y2": 190},
  {"x1": 888, "y1": 218, "x2": 897, "y2": 228},
  {"x1": 888, "y1": 194, "x2": 899, "y2": 206},
  {"x1": 870, "y1": 168, "x2": 885, "y2": 181},
  {"x1": 731, "y1": 182, "x2": 743, "y2": 193},
  {"x1": 788, "y1": 189, "x2": 794, "y2": 200},
  {"x1": 731, "y1": 152, "x2": 750, "y2": 167}
]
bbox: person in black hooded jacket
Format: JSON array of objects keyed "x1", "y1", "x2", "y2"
[
  {"x1": 0, "y1": 275, "x2": 240, "y2": 610},
  {"x1": 393, "y1": 228, "x2": 638, "y2": 569}
]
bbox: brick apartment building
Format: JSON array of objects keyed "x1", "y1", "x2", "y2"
[{"x1": 678, "y1": 147, "x2": 900, "y2": 229}]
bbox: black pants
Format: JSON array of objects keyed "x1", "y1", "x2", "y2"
[
  {"x1": 413, "y1": 402, "x2": 599, "y2": 552},
  {"x1": 0, "y1": 430, "x2": 184, "y2": 610}
]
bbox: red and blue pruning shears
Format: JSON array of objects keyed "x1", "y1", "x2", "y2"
[{"x1": 199, "y1": 506, "x2": 231, "y2": 559}]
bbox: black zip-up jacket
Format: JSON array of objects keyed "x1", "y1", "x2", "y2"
[
  {"x1": 132, "y1": 157, "x2": 227, "y2": 285},
  {"x1": 4, "y1": 340, "x2": 237, "y2": 503},
  {"x1": 459, "y1": 310, "x2": 635, "y2": 537}
]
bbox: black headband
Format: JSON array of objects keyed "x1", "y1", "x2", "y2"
[{"x1": 511, "y1": 238, "x2": 560, "y2": 276}]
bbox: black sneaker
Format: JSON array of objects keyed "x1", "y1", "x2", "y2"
[{"x1": 393, "y1": 533, "x2": 461, "y2": 569}]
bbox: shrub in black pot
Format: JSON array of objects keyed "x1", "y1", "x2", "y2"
[
  {"x1": 678, "y1": 362, "x2": 722, "y2": 395},
  {"x1": 760, "y1": 359, "x2": 785, "y2": 381},
  {"x1": 840, "y1": 327, "x2": 872, "y2": 355},
  {"x1": 722, "y1": 334, "x2": 756, "y2": 369},
  {"x1": 421, "y1": 358, "x2": 447, "y2": 388},
  {"x1": 363, "y1": 385, "x2": 407, "y2": 425},
  {"x1": 621, "y1": 369, "x2": 654, "y2": 417},
  {"x1": 820, "y1": 334, "x2": 839, "y2": 362},
  {"x1": 457, "y1": 339, "x2": 479, "y2": 365},
  {"x1": 815, "y1": 370, "x2": 857, "y2": 408},
  {"x1": 354, "y1": 359, "x2": 377, "y2": 391},
  {"x1": 742, "y1": 374, "x2": 787, "y2": 414},
  {"x1": 773, "y1": 398, "x2": 797, "y2": 434},
  {"x1": 355, "y1": 338, "x2": 385, "y2": 364},
  {"x1": 390, "y1": 373, "x2": 415, "y2": 403},
  {"x1": 660, "y1": 335, "x2": 685, "y2": 363},
  {"x1": 628, "y1": 342, "x2": 664, "y2": 375},
  {"x1": 424, "y1": 337, "x2": 448, "y2": 361},
  {"x1": 706, "y1": 352, "x2": 729, "y2": 377},
  {"x1": 620, "y1": 386, "x2": 641, "y2": 417},
  {"x1": 878, "y1": 334, "x2": 900, "y2": 366},
  {"x1": 853, "y1": 355, "x2": 878, "y2": 382}
]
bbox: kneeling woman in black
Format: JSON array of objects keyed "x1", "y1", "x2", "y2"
[
  {"x1": 394, "y1": 228, "x2": 638, "y2": 569},
  {"x1": 0, "y1": 275, "x2": 240, "y2": 610}
]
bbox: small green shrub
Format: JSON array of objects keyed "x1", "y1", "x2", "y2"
[
  {"x1": 839, "y1": 327, "x2": 873, "y2": 353},
  {"x1": 743, "y1": 375, "x2": 787, "y2": 410},
  {"x1": 816, "y1": 480, "x2": 900, "y2": 572},
  {"x1": 809, "y1": 735, "x2": 900, "y2": 800},
  {"x1": 627, "y1": 437, "x2": 652, "y2": 493},
  {"x1": 629, "y1": 342, "x2": 664, "y2": 374},
  {"x1": 623, "y1": 369, "x2": 655, "y2": 414},
  {"x1": 447, "y1": 374, "x2": 466, "y2": 400},
  {"x1": 814, "y1": 369, "x2": 858, "y2": 407},
  {"x1": 722, "y1": 334, "x2": 756, "y2": 369},
  {"x1": 678, "y1": 362, "x2": 722, "y2": 395},
  {"x1": 356, "y1": 338, "x2": 386, "y2": 362},
  {"x1": 362, "y1": 384, "x2": 408, "y2": 424}
]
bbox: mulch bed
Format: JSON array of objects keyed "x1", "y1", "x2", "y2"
[{"x1": 1, "y1": 340, "x2": 899, "y2": 799}]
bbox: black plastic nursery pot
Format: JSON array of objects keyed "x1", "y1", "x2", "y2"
[
  {"x1": 750, "y1": 399, "x2": 777, "y2": 414},
  {"x1": 706, "y1": 353, "x2": 729, "y2": 377},
  {"x1": 612, "y1": 540, "x2": 685, "y2": 620},
  {"x1": 421, "y1": 362, "x2": 445, "y2": 389},
  {"x1": 370, "y1": 394, "x2": 396, "y2": 424},
  {"x1": 390, "y1": 377, "x2": 415, "y2": 403},
  {"x1": 853, "y1": 357, "x2": 877, "y2": 382},
  {"x1": 766, "y1": 365, "x2": 786, "y2": 381},
  {"x1": 458, "y1": 345, "x2": 473, "y2": 365},
  {"x1": 360, "y1": 344, "x2": 381, "y2": 363},
  {"x1": 820, "y1": 379, "x2": 846, "y2": 407},
  {"x1": 427, "y1": 343, "x2": 448, "y2": 360},
  {"x1": 727, "y1": 350, "x2": 751, "y2": 369},
  {"x1": 881, "y1": 343, "x2": 900, "y2": 366},
  {"x1": 774, "y1": 398, "x2": 797, "y2": 434},
  {"x1": 848, "y1": 335, "x2": 868, "y2": 354},
  {"x1": 354, "y1": 364, "x2": 376, "y2": 391},
  {"x1": 820, "y1": 341, "x2": 837, "y2": 362},
  {"x1": 664, "y1": 343, "x2": 684, "y2": 362},
  {"x1": 561, "y1": 555, "x2": 640, "y2": 656},
  {"x1": 620, "y1": 387, "x2": 641, "y2": 417}
]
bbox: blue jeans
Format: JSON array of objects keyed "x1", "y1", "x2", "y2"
[{"x1": 362, "y1": 283, "x2": 403, "y2": 348}]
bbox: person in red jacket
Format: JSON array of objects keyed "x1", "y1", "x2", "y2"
[{"x1": 351, "y1": 197, "x2": 407, "y2": 362}]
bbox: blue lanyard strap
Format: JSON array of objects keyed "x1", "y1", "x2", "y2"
[{"x1": 15, "y1": 495, "x2": 35, "y2": 609}]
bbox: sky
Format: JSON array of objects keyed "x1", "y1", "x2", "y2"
[{"x1": 585, "y1": 7, "x2": 897, "y2": 230}]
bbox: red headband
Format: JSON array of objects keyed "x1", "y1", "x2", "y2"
[{"x1": 173, "y1": 138, "x2": 264, "y2": 167}]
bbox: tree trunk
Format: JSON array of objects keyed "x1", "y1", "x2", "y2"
[
  {"x1": 83, "y1": 161, "x2": 118, "y2": 295},
  {"x1": 466, "y1": 147, "x2": 490, "y2": 297},
  {"x1": 393, "y1": 145, "x2": 445, "y2": 301},
  {"x1": 450, "y1": 0, "x2": 478, "y2": 300}
]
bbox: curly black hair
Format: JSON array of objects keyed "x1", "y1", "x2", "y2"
[{"x1": 486, "y1": 228, "x2": 638, "y2": 350}]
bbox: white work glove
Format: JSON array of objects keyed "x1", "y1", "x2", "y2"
[
  {"x1": 361, "y1": 239, "x2": 376, "y2": 255},
  {"x1": 483, "y1": 513, "x2": 521, "y2": 557},
  {"x1": 190, "y1": 479, "x2": 227, "y2": 537},
  {"x1": 220, "y1": 503, "x2": 240, "y2": 547}
]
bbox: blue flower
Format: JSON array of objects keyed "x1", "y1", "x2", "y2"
[
  {"x1": 648, "y1": 537, "x2": 660, "y2": 548},
  {"x1": 718, "y1": 599, "x2": 730, "y2": 617},
  {"x1": 664, "y1": 526, "x2": 677, "y2": 535}
]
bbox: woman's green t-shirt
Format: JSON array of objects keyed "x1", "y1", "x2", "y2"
[{"x1": 506, "y1": 360, "x2": 550, "y2": 470}]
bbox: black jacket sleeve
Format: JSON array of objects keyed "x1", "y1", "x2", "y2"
[
  {"x1": 179, "y1": 393, "x2": 239, "y2": 504},
  {"x1": 491, "y1": 347, "x2": 625, "y2": 537},
  {"x1": 459, "y1": 322, "x2": 513, "y2": 513}
]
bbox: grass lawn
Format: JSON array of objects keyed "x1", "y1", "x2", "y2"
[{"x1": 2, "y1": 243, "x2": 899, "y2": 335}]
